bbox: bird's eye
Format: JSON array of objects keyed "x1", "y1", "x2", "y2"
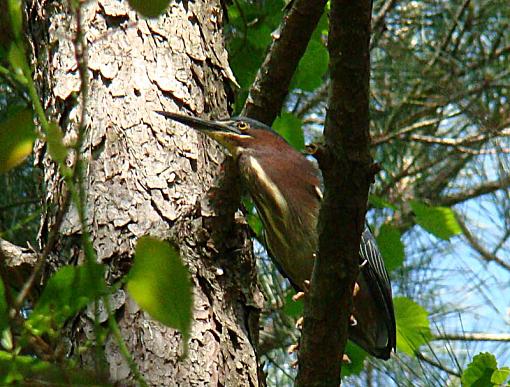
[{"x1": 236, "y1": 121, "x2": 249, "y2": 131}]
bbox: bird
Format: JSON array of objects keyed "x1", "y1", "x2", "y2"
[{"x1": 156, "y1": 110, "x2": 396, "y2": 360}]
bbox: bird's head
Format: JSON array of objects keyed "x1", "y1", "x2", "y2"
[{"x1": 156, "y1": 111, "x2": 284, "y2": 159}]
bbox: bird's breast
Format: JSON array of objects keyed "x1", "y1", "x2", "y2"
[{"x1": 239, "y1": 153, "x2": 320, "y2": 289}]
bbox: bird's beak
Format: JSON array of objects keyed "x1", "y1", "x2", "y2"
[
  {"x1": 155, "y1": 111, "x2": 241, "y2": 135},
  {"x1": 155, "y1": 110, "x2": 246, "y2": 156}
]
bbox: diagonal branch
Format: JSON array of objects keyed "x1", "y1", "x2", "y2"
[
  {"x1": 415, "y1": 352, "x2": 462, "y2": 378},
  {"x1": 241, "y1": 0, "x2": 327, "y2": 126},
  {"x1": 457, "y1": 215, "x2": 510, "y2": 272},
  {"x1": 439, "y1": 176, "x2": 510, "y2": 206}
]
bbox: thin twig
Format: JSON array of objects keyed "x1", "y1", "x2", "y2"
[
  {"x1": 439, "y1": 176, "x2": 510, "y2": 206},
  {"x1": 416, "y1": 352, "x2": 462, "y2": 378},
  {"x1": 457, "y1": 215, "x2": 510, "y2": 272},
  {"x1": 434, "y1": 332, "x2": 510, "y2": 342}
]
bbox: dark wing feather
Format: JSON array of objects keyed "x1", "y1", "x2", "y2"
[{"x1": 359, "y1": 227, "x2": 397, "y2": 355}]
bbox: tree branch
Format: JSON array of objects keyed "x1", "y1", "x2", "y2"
[
  {"x1": 439, "y1": 176, "x2": 510, "y2": 206},
  {"x1": 370, "y1": 0, "x2": 398, "y2": 49},
  {"x1": 434, "y1": 332, "x2": 510, "y2": 342},
  {"x1": 241, "y1": 0, "x2": 327, "y2": 125},
  {"x1": 415, "y1": 352, "x2": 462, "y2": 378},
  {"x1": 457, "y1": 216, "x2": 510, "y2": 271},
  {"x1": 0, "y1": 238, "x2": 38, "y2": 268},
  {"x1": 295, "y1": 0, "x2": 373, "y2": 385}
]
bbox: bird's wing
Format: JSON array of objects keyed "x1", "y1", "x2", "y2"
[{"x1": 359, "y1": 227, "x2": 397, "y2": 352}]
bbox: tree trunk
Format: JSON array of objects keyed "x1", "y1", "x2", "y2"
[{"x1": 27, "y1": 0, "x2": 263, "y2": 385}]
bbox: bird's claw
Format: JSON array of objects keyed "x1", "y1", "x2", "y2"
[
  {"x1": 292, "y1": 291, "x2": 305, "y2": 302},
  {"x1": 349, "y1": 315, "x2": 358, "y2": 327},
  {"x1": 292, "y1": 280, "x2": 310, "y2": 301},
  {"x1": 353, "y1": 281, "x2": 360, "y2": 297}
]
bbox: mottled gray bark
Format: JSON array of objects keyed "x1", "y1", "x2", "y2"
[{"x1": 27, "y1": 1, "x2": 263, "y2": 385}]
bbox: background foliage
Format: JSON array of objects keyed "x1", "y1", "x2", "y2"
[{"x1": 0, "y1": 0, "x2": 509, "y2": 385}]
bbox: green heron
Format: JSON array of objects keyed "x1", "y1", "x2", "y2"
[{"x1": 156, "y1": 111, "x2": 396, "y2": 360}]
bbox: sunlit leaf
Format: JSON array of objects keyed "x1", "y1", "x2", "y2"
[
  {"x1": 128, "y1": 0, "x2": 170, "y2": 18},
  {"x1": 491, "y1": 367, "x2": 510, "y2": 385},
  {"x1": 410, "y1": 201, "x2": 461, "y2": 240},
  {"x1": 462, "y1": 352, "x2": 498, "y2": 387},
  {"x1": 128, "y1": 237, "x2": 192, "y2": 352},
  {"x1": 376, "y1": 224, "x2": 404, "y2": 271},
  {"x1": 273, "y1": 112, "x2": 304, "y2": 151},
  {"x1": 394, "y1": 297, "x2": 432, "y2": 356},
  {"x1": 0, "y1": 108, "x2": 35, "y2": 173},
  {"x1": 27, "y1": 263, "x2": 107, "y2": 335}
]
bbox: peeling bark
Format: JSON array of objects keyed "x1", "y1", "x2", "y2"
[{"x1": 27, "y1": 1, "x2": 263, "y2": 385}]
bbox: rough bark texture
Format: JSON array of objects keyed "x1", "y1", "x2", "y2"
[{"x1": 27, "y1": 1, "x2": 263, "y2": 385}]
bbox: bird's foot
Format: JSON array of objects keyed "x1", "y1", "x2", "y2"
[
  {"x1": 292, "y1": 291, "x2": 305, "y2": 302},
  {"x1": 292, "y1": 280, "x2": 310, "y2": 301},
  {"x1": 341, "y1": 354, "x2": 352, "y2": 364},
  {"x1": 288, "y1": 343, "x2": 299, "y2": 354},
  {"x1": 353, "y1": 281, "x2": 360, "y2": 297},
  {"x1": 349, "y1": 315, "x2": 358, "y2": 327}
]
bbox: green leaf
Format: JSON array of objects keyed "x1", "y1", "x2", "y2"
[
  {"x1": 462, "y1": 352, "x2": 498, "y2": 387},
  {"x1": 247, "y1": 24, "x2": 273, "y2": 50},
  {"x1": 128, "y1": 0, "x2": 170, "y2": 18},
  {"x1": 0, "y1": 351, "x2": 108, "y2": 385},
  {"x1": 410, "y1": 200, "x2": 462, "y2": 240},
  {"x1": 0, "y1": 108, "x2": 35, "y2": 173},
  {"x1": 394, "y1": 297, "x2": 432, "y2": 356},
  {"x1": 7, "y1": 41, "x2": 27, "y2": 80},
  {"x1": 491, "y1": 367, "x2": 510, "y2": 385},
  {"x1": 7, "y1": 0, "x2": 23, "y2": 41},
  {"x1": 0, "y1": 279, "x2": 7, "y2": 333},
  {"x1": 376, "y1": 224, "x2": 405, "y2": 271},
  {"x1": 283, "y1": 291, "x2": 303, "y2": 318},
  {"x1": 46, "y1": 122, "x2": 67, "y2": 164},
  {"x1": 27, "y1": 263, "x2": 107, "y2": 335},
  {"x1": 247, "y1": 212, "x2": 263, "y2": 238},
  {"x1": 128, "y1": 237, "x2": 192, "y2": 351},
  {"x1": 369, "y1": 194, "x2": 397, "y2": 210},
  {"x1": 342, "y1": 341, "x2": 368, "y2": 376},
  {"x1": 292, "y1": 40, "x2": 329, "y2": 91},
  {"x1": 273, "y1": 112, "x2": 305, "y2": 151}
]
